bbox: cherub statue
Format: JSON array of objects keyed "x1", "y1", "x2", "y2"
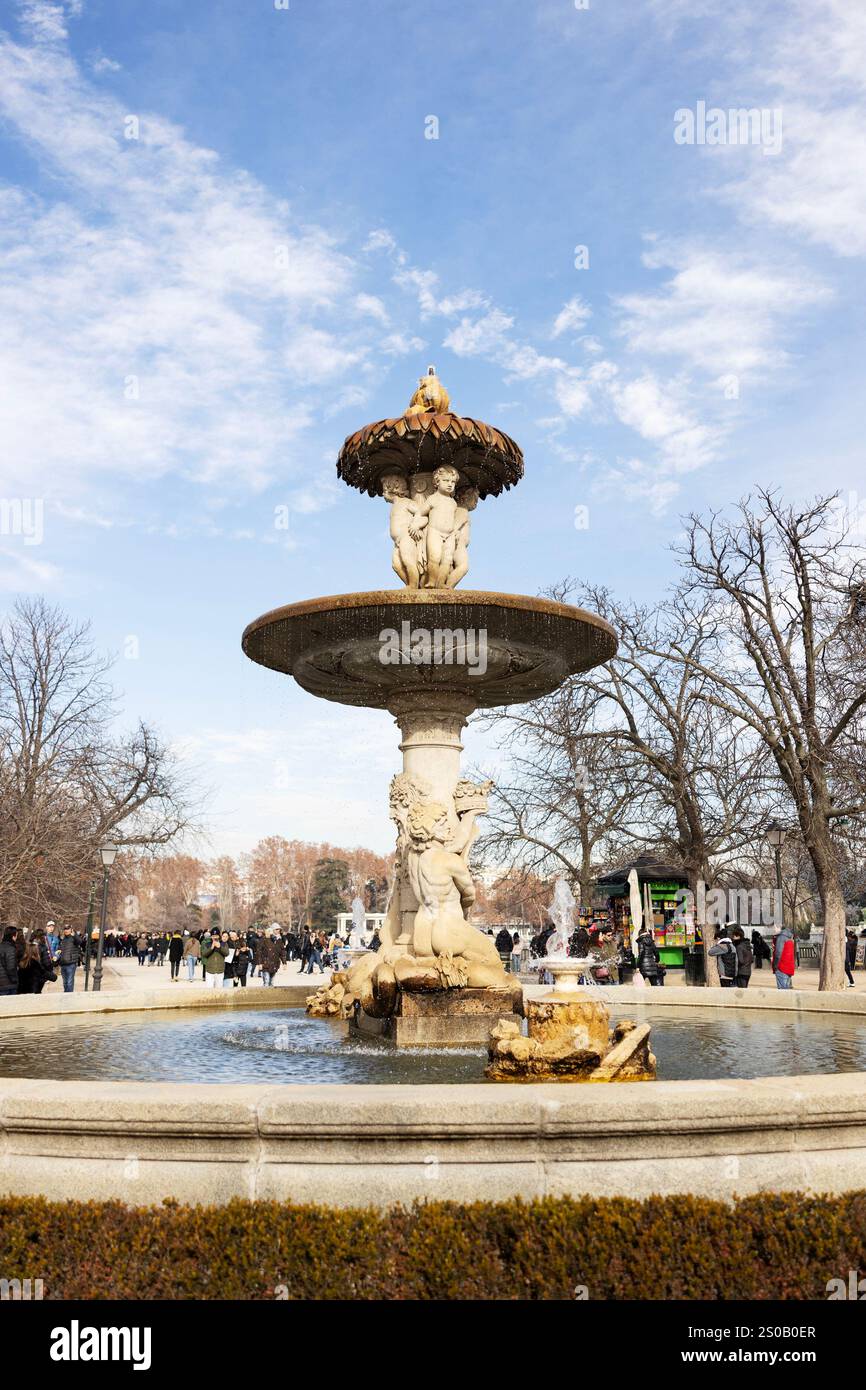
[
  {"x1": 414, "y1": 465, "x2": 460, "y2": 588},
  {"x1": 381, "y1": 472, "x2": 427, "y2": 589},
  {"x1": 447, "y1": 486, "x2": 478, "y2": 588},
  {"x1": 409, "y1": 473, "x2": 433, "y2": 584}
]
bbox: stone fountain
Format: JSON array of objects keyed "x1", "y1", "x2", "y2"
[
  {"x1": 535, "y1": 875, "x2": 601, "y2": 994},
  {"x1": 242, "y1": 367, "x2": 618, "y2": 1046}
]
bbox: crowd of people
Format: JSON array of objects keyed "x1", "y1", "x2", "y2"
[
  {"x1": 1, "y1": 914, "x2": 862, "y2": 997},
  {"x1": 500, "y1": 917, "x2": 846, "y2": 991},
  {"x1": 0, "y1": 920, "x2": 385, "y2": 996}
]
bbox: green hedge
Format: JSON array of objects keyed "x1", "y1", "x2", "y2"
[{"x1": 2, "y1": 1193, "x2": 865, "y2": 1299}]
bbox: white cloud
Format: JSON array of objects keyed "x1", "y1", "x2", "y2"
[
  {"x1": 551, "y1": 296, "x2": 592, "y2": 338},
  {"x1": 594, "y1": 459, "x2": 681, "y2": 516},
  {"x1": 16, "y1": 1, "x2": 77, "y2": 43},
  {"x1": 0, "y1": 547, "x2": 61, "y2": 591},
  {"x1": 609, "y1": 375, "x2": 719, "y2": 474},
  {"x1": 654, "y1": 0, "x2": 866, "y2": 259},
  {"x1": 394, "y1": 266, "x2": 487, "y2": 319},
  {"x1": 616, "y1": 240, "x2": 829, "y2": 378},
  {"x1": 353, "y1": 292, "x2": 389, "y2": 323},
  {"x1": 0, "y1": 14, "x2": 364, "y2": 504},
  {"x1": 380, "y1": 331, "x2": 426, "y2": 357},
  {"x1": 89, "y1": 51, "x2": 121, "y2": 74}
]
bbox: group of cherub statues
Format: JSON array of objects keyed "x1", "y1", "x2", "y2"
[{"x1": 382, "y1": 467, "x2": 478, "y2": 590}]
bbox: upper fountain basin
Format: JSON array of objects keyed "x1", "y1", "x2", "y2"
[{"x1": 242, "y1": 589, "x2": 617, "y2": 709}]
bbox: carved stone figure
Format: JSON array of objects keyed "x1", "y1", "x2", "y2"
[
  {"x1": 485, "y1": 998, "x2": 656, "y2": 1082},
  {"x1": 448, "y1": 486, "x2": 478, "y2": 588},
  {"x1": 306, "y1": 774, "x2": 508, "y2": 1020},
  {"x1": 403, "y1": 800, "x2": 507, "y2": 984},
  {"x1": 381, "y1": 472, "x2": 427, "y2": 589},
  {"x1": 409, "y1": 473, "x2": 433, "y2": 585},
  {"x1": 416, "y1": 465, "x2": 460, "y2": 588},
  {"x1": 405, "y1": 365, "x2": 450, "y2": 417},
  {"x1": 381, "y1": 466, "x2": 478, "y2": 590}
]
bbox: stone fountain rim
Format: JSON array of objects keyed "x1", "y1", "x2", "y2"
[{"x1": 242, "y1": 588, "x2": 618, "y2": 652}]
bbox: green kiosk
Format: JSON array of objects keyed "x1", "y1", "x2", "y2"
[{"x1": 596, "y1": 853, "x2": 694, "y2": 970}]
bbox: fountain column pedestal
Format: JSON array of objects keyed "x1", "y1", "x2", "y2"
[{"x1": 389, "y1": 690, "x2": 476, "y2": 810}]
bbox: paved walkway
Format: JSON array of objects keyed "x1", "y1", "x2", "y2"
[
  {"x1": 42, "y1": 954, "x2": 320, "y2": 996},
  {"x1": 43, "y1": 955, "x2": 866, "y2": 998},
  {"x1": 523, "y1": 964, "x2": 866, "y2": 996}
]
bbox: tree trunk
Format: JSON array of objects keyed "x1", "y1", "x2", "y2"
[{"x1": 817, "y1": 860, "x2": 847, "y2": 991}]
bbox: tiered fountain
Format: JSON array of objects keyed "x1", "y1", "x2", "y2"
[{"x1": 242, "y1": 368, "x2": 618, "y2": 1046}]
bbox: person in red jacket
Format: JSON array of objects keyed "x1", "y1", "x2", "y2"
[{"x1": 771, "y1": 925, "x2": 796, "y2": 989}]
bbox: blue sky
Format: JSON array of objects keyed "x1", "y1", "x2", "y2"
[{"x1": 0, "y1": 0, "x2": 864, "y2": 854}]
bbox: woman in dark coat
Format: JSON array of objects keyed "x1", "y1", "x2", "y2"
[
  {"x1": 233, "y1": 940, "x2": 252, "y2": 988},
  {"x1": 17, "y1": 938, "x2": 48, "y2": 994},
  {"x1": 845, "y1": 930, "x2": 858, "y2": 988},
  {"x1": 168, "y1": 931, "x2": 184, "y2": 981},
  {"x1": 636, "y1": 927, "x2": 663, "y2": 986},
  {"x1": 0, "y1": 928, "x2": 20, "y2": 995}
]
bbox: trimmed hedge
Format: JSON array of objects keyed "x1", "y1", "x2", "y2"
[{"x1": 2, "y1": 1193, "x2": 865, "y2": 1299}]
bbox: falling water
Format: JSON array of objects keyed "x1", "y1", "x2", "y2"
[
  {"x1": 349, "y1": 895, "x2": 366, "y2": 948},
  {"x1": 546, "y1": 877, "x2": 578, "y2": 958}
]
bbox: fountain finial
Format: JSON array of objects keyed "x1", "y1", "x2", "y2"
[{"x1": 405, "y1": 364, "x2": 450, "y2": 417}]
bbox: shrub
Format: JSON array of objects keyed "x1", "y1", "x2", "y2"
[{"x1": 1, "y1": 1193, "x2": 864, "y2": 1300}]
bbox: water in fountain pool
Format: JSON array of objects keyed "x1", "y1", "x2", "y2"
[{"x1": 1, "y1": 1004, "x2": 865, "y2": 1083}]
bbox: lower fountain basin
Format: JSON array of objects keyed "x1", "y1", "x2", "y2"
[
  {"x1": 3, "y1": 1002, "x2": 866, "y2": 1084},
  {"x1": 241, "y1": 589, "x2": 617, "y2": 708}
]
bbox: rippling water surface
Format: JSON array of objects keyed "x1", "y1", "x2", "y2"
[{"x1": 0, "y1": 1003, "x2": 864, "y2": 1083}]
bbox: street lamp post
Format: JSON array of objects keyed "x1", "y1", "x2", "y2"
[
  {"x1": 766, "y1": 820, "x2": 786, "y2": 930},
  {"x1": 92, "y1": 842, "x2": 118, "y2": 993},
  {"x1": 82, "y1": 881, "x2": 96, "y2": 991}
]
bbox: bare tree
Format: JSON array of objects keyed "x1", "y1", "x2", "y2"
[
  {"x1": 0, "y1": 597, "x2": 197, "y2": 928},
  {"x1": 669, "y1": 491, "x2": 866, "y2": 989},
  {"x1": 476, "y1": 682, "x2": 647, "y2": 906}
]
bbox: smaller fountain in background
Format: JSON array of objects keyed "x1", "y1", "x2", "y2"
[
  {"x1": 328, "y1": 896, "x2": 370, "y2": 977},
  {"x1": 534, "y1": 876, "x2": 598, "y2": 993},
  {"x1": 348, "y1": 897, "x2": 367, "y2": 950}
]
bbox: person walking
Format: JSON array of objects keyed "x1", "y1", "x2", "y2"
[
  {"x1": 636, "y1": 927, "x2": 663, "y2": 986},
  {"x1": 45, "y1": 921, "x2": 60, "y2": 963},
  {"x1": 771, "y1": 924, "x2": 796, "y2": 990},
  {"x1": 845, "y1": 929, "x2": 857, "y2": 988},
  {"x1": 511, "y1": 931, "x2": 522, "y2": 977},
  {"x1": 495, "y1": 926, "x2": 514, "y2": 971},
  {"x1": 58, "y1": 926, "x2": 79, "y2": 993},
  {"x1": 593, "y1": 928, "x2": 619, "y2": 985},
  {"x1": 17, "y1": 937, "x2": 47, "y2": 994},
  {"x1": 201, "y1": 932, "x2": 227, "y2": 989},
  {"x1": 255, "y1": 932, "x2": 282, "y2": 987},
  {"x1": 182, "y1": 931, "x2": 201, "y2": 982},
  {"x1": 233, "y1": 938, "x2": 252, "y2": 988},
  {"x1": 305, "y1": 932, "x2": 325, "y2": 974},
  {"x1": 297, "y1": 927, "x2": 312, "y2": 973},
  {"x1": 751, "y1": 928, "x2": 772, "y2": 971},
  {"x1": 708, "y1": 926, "x2": 738, "y2": 987},
  {"x1": 0, "y1": 927, "x2": 19, "y2": 996},
  {"x1": 136, "y1": 933, "x2": 148, "y2": 966},
  {"x1": 168, "y1": 931, "x2": 184, "y2": 982},
  {"x1": 730, "y1": 927, "x2": 753, "y2": 989}
]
